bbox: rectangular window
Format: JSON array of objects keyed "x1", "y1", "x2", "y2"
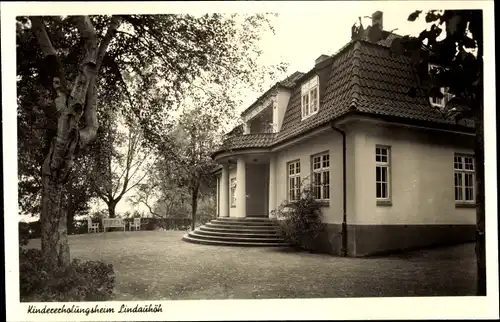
[
  {"x1": 454, "y1": 154, "x2": 475, "y2": 203},
  {"x1": 287, "y1": 160, "x2": 301, "y2": 201},
  {"x1": 375, "y1": 146, "x2": 391, "y2": 200},
  {"x1": 311, "y1": 152, "x2": 330, "y2": 200},
  {"x1": 301, "y1": 75, "x2": 319, "y2": 120},
  {"x1": 230, "y1": 178, "x2": 236, "y2": 207}
]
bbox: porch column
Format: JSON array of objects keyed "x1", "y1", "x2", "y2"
[
  {"x1": 219, "y1": 164, "x2": 230, "y2": 217},
  {"x1": 268, "y1": 156, "x2": 277, "y2": 217},
  {"x1": 216, "y1": 176, "x2": 220, "y2": 217},
  {"x1": 235, "y1": 157, "x2": 247, "y2": 218}
]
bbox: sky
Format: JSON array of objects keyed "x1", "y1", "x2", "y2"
[
  {"x1": 237, "y1": 6, "x2": 432, "y2": 112},
  {"x1": 11, "y1": 4, "x2": 467, "y2": 221}
]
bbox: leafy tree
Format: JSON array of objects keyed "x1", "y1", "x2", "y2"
[
  {"x1": 61, "y1": 153, "x2": 98, "y2": 234},
  {"x1": 388, "y1": 10, "x2": 485, "y2": 295},
  {"x1": 173, "y1": 108, "x2": 224, "y2": 230},
  {"x1": 131, "y1": 108, "x2": 224, "y2": 228},
  {"x1": 88, "y1": 115, "x2": 153, "y2": 218},
  {"x1": 17, "y1": 13, "x2": 285, "y2": 270},
  {"x1": 130, "y1": 159, "x2": 190, "y2": 219}
]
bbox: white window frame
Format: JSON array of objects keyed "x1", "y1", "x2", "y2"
[
  {"x1": 375, "y1": 146, "x2": 391, "y2": 201},
  {"x1": 428, "y1": 64, "x2": 455, "y2": 108},
  {"x1": 301, "y1": 75, "x2": 319, "y2": 120},
  {"x1": 454, "y1": 154, "x2": 475, "y2": 203},
  {"x1": 287, "y1": 160, "x2": 301, "y2": 201},
  {"x1": 230, "y1": 178, "x2": 236, "y2": 207},
  {"x1": 311, "y1": 152, "x2": 330, "y2": 201}
]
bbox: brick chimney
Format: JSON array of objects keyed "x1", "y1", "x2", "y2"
[
  {"x1": 315, "y1": 54, "x2": 330, "y2": 66},
  {"x1": 372, "y1": 11, "x2": 383, "y2": 30}
]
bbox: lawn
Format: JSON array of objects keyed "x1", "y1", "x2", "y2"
[{"x1": 25, "y1": 231, "x2": 477, "y2": 300}]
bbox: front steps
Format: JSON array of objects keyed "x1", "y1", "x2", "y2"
[{"x1": 182, "y1": 217, "x2": 289, "y2": 247}]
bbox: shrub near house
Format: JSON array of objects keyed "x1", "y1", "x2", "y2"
[{"x1": 273, "y1": 187, "x2": 324, "y2": 252}]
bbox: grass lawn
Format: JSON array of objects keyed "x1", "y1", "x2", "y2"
[{"x1": 25, "y1": 231, "x2": 476, "y2": 300}]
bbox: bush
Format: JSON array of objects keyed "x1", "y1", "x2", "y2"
[
  {"x1": 271, "y1": 187, "x2": 324, "y2": 251},
  {"x1": 19, "y1": 222, "x2": 31, "y2": 246},
  {"x1": 19, "y1": 220, "x2": 41, "y2": 240},
  {"x1": 19, "y1": 248, "x2": 115, "y2": 302},
  {"x1": 138, "y1": 217, "x2": 191, "y2": 230},
  {"x1": 72, "y1": 219, "x2": 89, "y2": 235}
]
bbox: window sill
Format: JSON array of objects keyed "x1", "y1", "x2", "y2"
[
  {"x1": 455, "y1": 202, "x2": 476, "y2": 209},
  {"x1": 376, "y1": 200, "x2": 392, "y2": 207}
]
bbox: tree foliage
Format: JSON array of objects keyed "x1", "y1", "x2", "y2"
[
  {"x1": 130, "y1": 159, "x2": 190, "y2": 219},
  {"x1": 17, "y1": 13, "x2": 287, "y2": 270},
  {"x1": 389, "y1": 10, "x2": 482, "y2": 120},
  {"x1": 131, "y1": 106, "x2": 225, "y2": 227},
  {"x1": 88, "y1": 116, "x2": 153, "y2": 218},
  {"x1": 389, "y1": 9, "x2": 485, "y2": 296}
]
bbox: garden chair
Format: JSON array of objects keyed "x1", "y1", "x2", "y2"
[
  {"x1": 87, "y1": 217, "x2": 99, "y2": 233},
  {"x1": 129, "y1": 218, "x2": 141, "y2": 231}
]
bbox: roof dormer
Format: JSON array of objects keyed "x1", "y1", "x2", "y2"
[
  {"x1": 301, "y1": 75, "x2": 319, "y2": 120},
  {"x1": 428, "y1": 63, "x2": 455, "y2": 109}
]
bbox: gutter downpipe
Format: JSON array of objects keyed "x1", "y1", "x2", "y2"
[{"x1": 331, "y1": 123, "x2": 348, "y2": 257}]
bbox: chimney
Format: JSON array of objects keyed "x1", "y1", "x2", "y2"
[
  {"x1": 372, "y1": 11, "x2": 383, "y2": 30},
  {"x1": 315, "y1": 54, "x2": 330, "y2": 66}
]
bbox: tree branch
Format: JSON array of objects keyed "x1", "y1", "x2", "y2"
[
  {"x1": 112, "y1": 162, "x2": 129, "y2": 198},
  {"x1": 80, "y1": 16, "x2": 121, "y2": 147},
  {"x1": 30, "y1": 17, "x2": 57, "y2": 57},
  {"x1": 68, "y1": 16, "x2": 98, "y2": 111},
  {"x1": 96, "y1": 16, "x2": 121, "y2": 71},
  {"x1": 123, "y1": 170, "x2": 149, "y2": 195},
  {"x1": 139, "y1": 194, "x2": 161, "y2": 218},
  {"x1": 30, "y1": 16, "x2": 68, "y2": 102}
]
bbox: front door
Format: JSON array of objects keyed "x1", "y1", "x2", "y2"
[{"x1": 245, "y1": 163, "x2": 269, "y2": 217}]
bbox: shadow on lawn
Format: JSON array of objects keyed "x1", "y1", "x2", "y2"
[
  {"x1": 261, "y1": 242, "x2": 475, "y2": 261},
  {"x1": 367, "y1": 242, "x2": 475, "y2": 260}
]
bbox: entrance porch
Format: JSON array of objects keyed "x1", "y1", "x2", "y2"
[{"x1": 215, "y1": 153, "x2": 277, "y2": 219}]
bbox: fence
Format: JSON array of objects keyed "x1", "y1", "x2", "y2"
[{"x1": 19, "y1": 215, "x2": 215, "y2": 239}]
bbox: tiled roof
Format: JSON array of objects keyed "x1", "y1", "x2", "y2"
[
  {"x1": 275, "y1": 36, "x2": 473, "y2": 144},
  {"x1": 354, "y1": 41, "x2": 460, "y2": 124},
  {"x1": 276, "y1": 41, "x2": 359, "y2": 143},
  {"x1": 215, "y1": 133, "x2": 276, "y2": 155},
  {"x1": 280, "y1": 71, "x2": 305, "y2": 88},
  {"x1": 213, "y1": 34, "x2": 474, "y2": 157}
]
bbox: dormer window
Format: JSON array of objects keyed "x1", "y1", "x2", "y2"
[
  {"x1": 301, "y1": 75, "x2": 319, "y2": 120},
  {"x1": 428, "y1": 64, "x2": 455, "y2": 108},
  {"x1": 430, "y1": 87, "x2": 454, "y2": 108}
]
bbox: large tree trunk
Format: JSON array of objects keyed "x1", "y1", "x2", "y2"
[
  {"x1": 40, "y1": 175, "x2": 70, "y2": 270},
  {"x1": 191, "y1": 187, "x2": 199, "y2": 231},
  {"x1": 475, "y1": 32, "x2": 486, "y2": 296},
  {"x1": 475, "y1": 101, "x2": 486, "y2": 296},
  {"x1": 107, "y1": 200, "x2": 118, "y2": 218},
  {"x1": 66, "y1": 207, "x2": 75, "y2": 235}
]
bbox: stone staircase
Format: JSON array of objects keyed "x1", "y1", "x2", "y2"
[{"x1": 182, "y1": 217, "x2": 289, "y2": 247}]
